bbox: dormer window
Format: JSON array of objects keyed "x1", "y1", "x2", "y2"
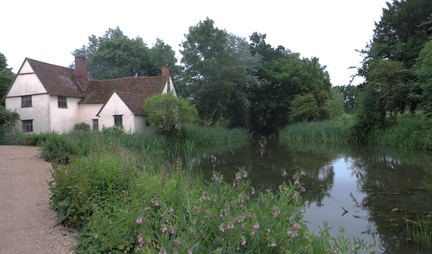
[
  {"x1": 21, "y1": 95, "x2": 32, "y2": 108},
  {"x1": 58, "y1": 96, "x2": 67, "y2": 108}
]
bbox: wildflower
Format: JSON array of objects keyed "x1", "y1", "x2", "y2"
[
  {"x1": 292, "y1": 222, "x2": 300, "y2": 229},
  {"x1": 161, "y1": 227, "x2": 167, "y2": 233},
  {"x1": 188, "y1": 251, "x2": 193, "y2": 254},
  {"x1": 274, "y1": 210, "x2": 280, "y2": 216},
  {"x1": 253, "y1": 224, "x2": 260, "y2": 229},
  {"x1": 243, "y1": 173, "x2": 248, "y2": 178},
  {"x1": 250, "y1": 231, "x2": 256, "y2": 235},
  {"x1": 380, "y1": 246, "x2": 386, "y2": 251},
  {"x1": 240, "y1": 239, "x2": 246, "y2": 245},
  {"x1": 300, "y1": 187, "x2": 306, "y2": 192},
  {"x1": 300, "y1": 171, "x2": 307, "y2": 176},
  {"x1": 278, "y1": 185, "x2": 283, "y2": 191},
  {"x1": 287, "y1": 231, "x2": 298, "y2": 237},
  {"x1": 267, "y1": 242, "x2": 276, "y2": 247},
  {"x1": 266, "y1": 229, "x2": 271, "y2": 234},
  {"x1": 220, "y1": 227, "x2": 225, "y2": 232},
  {"x1": 136, "y1": 218, "x2": 143, "y2": 224},
  {"x1": 169, "y1": 228, "x2": 175, "y2": 234},
  {"x1": 169, "y1": 208, "x2": 175, "y2": 212},
  {"x1": 294, "y1": 181, "x2": 300, "y2": 185}
]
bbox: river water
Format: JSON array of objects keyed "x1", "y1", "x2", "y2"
[{"x1": 191, "y1": 139, "x2": 432, "y2": 253}]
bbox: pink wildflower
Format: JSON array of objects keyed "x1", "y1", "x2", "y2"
[
  {"x1": 161, "y1": 227, "x2": 167, "y2": 233},
  {"x1": 293, "y1": 222, "x2": 300, "y2": 229},
  {"x1": 278, "y1": 185, "x2": 283, "y2": 191},
  {"x1": 136, "y1": 218, "x2": 143, "y2": 224},
  {"x1": 250, "y1": 231, "x2": 256, "y2": 235},
  {"x1": 294, "y1": 181, "x2": 300, "y2": 185},
  {"x1": 253, "y1": 224, "x2": 260, "y2": 229},
  {"x1": 267, "y1": 242, "x2": 276, "y2": 247}
]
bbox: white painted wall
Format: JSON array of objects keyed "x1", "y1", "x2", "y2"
[
  {"x1": 78, "y1": 104, "x2": 103, "y2": 130},
  {"x1": 6, "y1": 94, "x2": 51, "y2": 133},
  {"x1": 97, "y1": 93, "x2": 136, "y2": 132},
  {"x1": 6, "y1": 61, "x2": 47, "y2": 97},
  {"x1": 49, "y1": 96, "x2": 81, "y2": 133},
  {"x1": 162, "y1": 78, "x2": 177, "y2": 96}
]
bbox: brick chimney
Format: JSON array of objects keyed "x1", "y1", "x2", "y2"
[
  {"x1": 75, "y1": 56, "x2": 87, "y2": 78},
  {"x1": 161, "y1": 67, "x2": 170, "y2": 92},
  {"x1": 162, "y1": 66, "x2": 170, "y2": 78}
]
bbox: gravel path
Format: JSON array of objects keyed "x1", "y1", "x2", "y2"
[{"x1": 0, "y1": 145, "x2": 77, "y2": 254}]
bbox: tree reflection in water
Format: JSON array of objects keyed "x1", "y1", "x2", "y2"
[{"x1": 191, "y1": 139, "x2": 432, "y2": 253}]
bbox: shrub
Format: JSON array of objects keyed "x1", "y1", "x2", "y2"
[
  {"x1": 39, "y1": 133, "x2": 80, "y2": 163},
  {"x1": 73, "y1": 122, "x2": 91, "y2": 131}
]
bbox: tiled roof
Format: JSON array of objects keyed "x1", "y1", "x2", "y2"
[
  {"x1": 79, "y1": 77, "x2": 167, "y2": 105},
  {"x1": 115, "y1": 91, "x2": 147, "y2": 115},
  {"x1": 26, "y1": 58, "x2": 91, "y2": 97}
]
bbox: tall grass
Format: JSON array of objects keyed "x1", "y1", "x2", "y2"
[
  {"x1": 403, "y1": 216, "x2": 432, "y2": 248},
  {"x1": 368, "y1": 113, "x2": 432, "y2": 150},
  {"x1": 280, "y1": 114, "x2": 354, "y2": 144}
]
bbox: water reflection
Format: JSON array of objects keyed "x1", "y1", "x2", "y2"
[{"x1": 191, "y1": 139, "x2": 432, "y2": 254}]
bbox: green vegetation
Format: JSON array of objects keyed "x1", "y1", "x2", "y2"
[
  {"x1": 36, "y1": 129, "x2": 377, "y2": 253},
  {"x1": 144, "y1": 92, "x2": 197, "y2": 137},
  {"x1": 403, "y1": 216, "x2": 432, "y2": 248}
]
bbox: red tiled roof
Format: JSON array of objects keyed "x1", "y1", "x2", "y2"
[
  {"x1": 26, "y1": 58, "x2": 92, "y2": 97},
  {"x1": 79, "y1": 77, "x2": 167, "y2": 105},
  {"x1": 115, "y1": 91, "x2": 147, "y2": 115}
]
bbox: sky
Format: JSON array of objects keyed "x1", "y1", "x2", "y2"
[{"x1": 2, "y1": 0, "x2": 390, "y2": 86}]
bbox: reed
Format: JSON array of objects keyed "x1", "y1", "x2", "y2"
[{"x1": 403, "y1": 216, "x2": 432, "y2": 248}]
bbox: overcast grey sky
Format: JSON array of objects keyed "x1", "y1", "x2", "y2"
[{"x1": 2, "y1": 0, "x2": 389, "y2": 86}]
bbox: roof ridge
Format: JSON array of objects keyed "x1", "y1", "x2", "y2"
[{"x1": 26, "y1": 58, "x2": 72, "y2": 70}]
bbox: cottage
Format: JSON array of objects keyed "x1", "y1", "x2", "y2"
[{"x1": 4, "y1": 57, "x2": 176, "y2": 133}]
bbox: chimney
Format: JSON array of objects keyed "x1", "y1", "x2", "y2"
[
  {"x1": 161, "y1": 66, "x2": 170, "y2": 78},
  {"x1": 75, "y1": 56, "x2": 87, "y2": 78},
  {"x1": 161, "y1": 67, "x2": 171, "y2": 92}
]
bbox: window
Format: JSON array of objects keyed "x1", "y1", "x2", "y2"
[
  {"x1": 21, "y1": 95, "x2": 32, "y2": 108},
  {"x1": 92, "y1": 119, "x2": 99, "y2": 131},
  {"x1": 58, "y1": 96, "x2": 67, "y2": 108},
  {"x1": 114, "y1": 115, "x2": 123, "y2": 127},
  {"x1": 22, "y1": 120, "x2": 33, "y2": 132}
]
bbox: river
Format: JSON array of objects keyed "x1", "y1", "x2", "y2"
[{"x1": 190, "y1": 139, "x2": 432, "y2": 253}]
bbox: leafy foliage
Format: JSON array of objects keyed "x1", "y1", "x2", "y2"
[
  {"x1": 0, "y1": 105, "x2": 20, "y2": 144},
  {"x1": 0, "y1": 52, "x2": 15, "y2": 106},
  {"x1": 144, "y1": 92, "x2": 197, "y2": 137},
  {"x1": 73, "y1": 122, "x2": 91, "y2": 131},
  {"x1": 73, "y1": 27, "x2": 179, "y2": 79}
]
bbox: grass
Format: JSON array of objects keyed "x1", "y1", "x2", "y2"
[
  {"x1": 403, "y1": 216, "x2": 432, "y2": 248},
  {"x1": 37, "y1": 127, "x2": 380, "y2": 253}
]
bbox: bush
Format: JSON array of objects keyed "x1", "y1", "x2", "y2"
[
  {"x1": 39, "y1": 133, "x2": 80, "y2": 163},
  {"x1": 73, "y1": 122, "x2": 91, "y2": 131}
]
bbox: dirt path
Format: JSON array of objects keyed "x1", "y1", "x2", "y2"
[{"x1": 0, "y1": 145, "x2": 77, "y2": 254}]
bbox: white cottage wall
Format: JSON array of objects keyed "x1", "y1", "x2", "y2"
[
  {"x1": 78, "y1": 104, "x2": 103, "y2": 130},
  {"x1": 49, "y1": 96, "x2": 81, "y2": 133},
  {"x1": 6, "y1": 94, "x2": 51, "y2": 133},
  {"x1": 98, "y1": 93, "x2": 136, "y2": 132}
]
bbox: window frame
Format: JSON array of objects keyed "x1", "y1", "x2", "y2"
[
  {"x1": 21, "y1": 95, "x2": 32, "y2": 108},
  {"x1": 22, "y1": 119, "x2": 33, "y2": 132},
  {"x1": 114, "y1": 115, "x2": 123, "y2": 127},
  {"x1": 92, "y1": 119, "x2": 99, "y2": 131},
  {"x1": 58, "y1": 96, "x2": 68, "y2": 108}
]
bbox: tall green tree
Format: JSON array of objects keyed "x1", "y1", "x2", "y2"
[
  {"x1": 337, "y1": 85, "x2": 359, "y2": 114},
  {"x1": 73, "y1": 27, "x2": 178, "y2": 79},
  {"x1": 180, "y1": 18, "x2": 244, "y2": 127},
  {"x1": 413, "y1": 40, "x2": 432, "y2": 115},
  {"x1": 0, "y1": 53, "x2": 15, "y2": 106},
  {"x1": 249, "y1": 48, "x2": 331, "y2": 135}
]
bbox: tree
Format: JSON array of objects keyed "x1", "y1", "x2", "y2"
[
  {"x1": 413, "y1": 40, "x2": 432, "y2": 115},
  {"x1": 249, "y1": 51, "x2": 331, "y2": 135},
  {"x1": 144, "y1": 92, "x2": 197, "y2": 136},
  {"x1": 0, "y1": 53, "x2": 15, "y2": 106},
  {"x1": 73, "y1": 27, "x2": 178, "y2": 79},
  {"x1": 180, "y1": 18, "x2": 244, "y2": 127},
  {"x1": 0, "y1": 105, "x2": 20, "y2": 142},
  {"x1": 289, "y1": 94, "x2": 320, "y2": 122},
  {"x1": 337, "y1": 85, "x2": 359, "y2": 114},
  {"x1": 325, "y1": 87, "x2": 345, "y2": 119}
]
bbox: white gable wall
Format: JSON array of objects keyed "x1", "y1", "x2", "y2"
[
  {"x1": 98, "y1": 93, "x2": 136, "y2": 132},
  {"x1": 162, "y1": 78, "x2": 177, "y2": 96},
  {"x1": 6, "y1": 61, "x2": 47, "y2": 97}
]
